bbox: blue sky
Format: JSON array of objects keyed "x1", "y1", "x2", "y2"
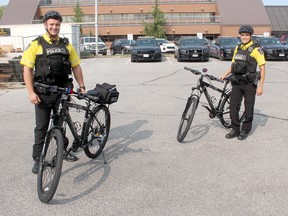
[
  {"x1": 262, "y1": 0, "x2": 288, "y2": 5},
  {"x1": 0, "y1": 0, "x2": 288, "y2": 6}
]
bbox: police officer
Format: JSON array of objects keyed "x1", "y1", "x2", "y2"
[
  {"x1": 20, "y1": 10, "x2": 86, "y2": 174},
  {"x1": 220, "y1": 25, "x2": 266, "y2": 140}
]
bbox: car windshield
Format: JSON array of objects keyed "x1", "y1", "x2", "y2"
[
  {"x1": 180, "y1": 38, "x2": 206, "y2": 46},
  {"x1": 84, "y1": 37, "x2": 103, "y2": 43},
  {"x1": 135, "y1": 39, "x2": 158, "y2": 46},
  {"x1": 258, "y1": 38, "x2": 282, "y2": 45},
  {"x1": 219, "y1": 38, "x2": 239, "y2": 46},
  {"x1": 121, "y1": 39, "x2": 134, "y2": 45},
  {"x1": 156, "y1": 39, "x2": 170, "y2": 44}
]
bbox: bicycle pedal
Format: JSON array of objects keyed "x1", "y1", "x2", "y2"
[{"x1": 72, "y1": 140, "x2": 79, "y2": 152}]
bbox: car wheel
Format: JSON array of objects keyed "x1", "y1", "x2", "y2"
[
  {"x1": 177, "y1": 54, "x2": 182, "y2": 62},
  {"x1": 219, "y1": 50, "x2": 225, "y2": 61}
]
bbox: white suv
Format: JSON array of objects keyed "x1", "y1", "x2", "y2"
[
  {"x1": 80, "y1": 37, "x2": 107, "y2": 55},
  {"x1": 156, "y1": 38, "x2": 175, "y2": 53}
]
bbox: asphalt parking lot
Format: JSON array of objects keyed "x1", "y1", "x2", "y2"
[{"x1": 1, "y1": 55, "x2": 288, "y2": 215}]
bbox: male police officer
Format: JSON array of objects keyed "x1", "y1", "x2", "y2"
[
  {"x1": 20, "y1": 10, "x2": 86, "y2": 174},
  {"x1": 220, "y1": 25, "x2": 266, "y2": 140}
]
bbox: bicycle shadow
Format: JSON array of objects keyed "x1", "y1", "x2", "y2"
[
  {"x1": 180, "y1": 108, "x2": 269, "y2": 143},
  {"x1": 50, "y1": 119, "x2": 153, "y2": 204}
]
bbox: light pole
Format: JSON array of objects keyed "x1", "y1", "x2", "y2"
[{"x1": 95, "y1": 0, "x2": 98, "y2": 56}]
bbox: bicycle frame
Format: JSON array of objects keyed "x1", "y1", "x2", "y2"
[
  {"x1": 187, "y1": 68, "x2": 231, "y2": 120},
  {"x1": 61, "y1": 95, "x2": 96, "y2": 153}
]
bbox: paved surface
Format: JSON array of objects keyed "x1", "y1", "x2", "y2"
[{"x1": 1, "y1": 55, "x2": 288, "y2": 215}]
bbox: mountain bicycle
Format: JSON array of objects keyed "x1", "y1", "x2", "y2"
[
  {"x1": 177, "y1": 66, "x2": 245, "y2": 142},
  {"x1": 34, "y1": 82, "x2": 119, "y2": 203}
]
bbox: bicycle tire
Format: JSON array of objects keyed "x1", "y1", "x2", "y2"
[
  {"x1": 84, "y1": 105, "x2": 111, "y2": 159},
  {"x1": 219, "y1": 92, "x2": 246, "y2": 128},
  {"x1": 37, "y1": 128, "x2": 64, "y2": 203},
  {"x1": 177, "y1": 96, "x2": 198, "y2": 142}
]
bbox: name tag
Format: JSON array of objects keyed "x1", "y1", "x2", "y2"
[{"x1": 234, "y1": 53, "x2": 247, "y2": 61}]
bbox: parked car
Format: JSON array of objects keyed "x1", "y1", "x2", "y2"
[
  {"x1": 130, "y1": 37, "x2": 162, "y2": 62},
  {"x1": 155, "y1": 38, "x2": 175, "y2": 53},
  {"x1": 174, "y1": 36, "x2": 210, "y2": 62},
  {"x1": 110, "y1": 39, "x2": 135, "y2": 55},
  {"x1": 80, "y1": 36, "x2": 107, "y2": 55},
  {"x1": 254, "y1": 37, "x2": 288, "y2": 60},
  {"x1": 208, "y1": 37, "x2": 240, "y2": 60}
]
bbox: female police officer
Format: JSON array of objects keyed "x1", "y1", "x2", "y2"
[
  {"x1": 20, "y1": 10, "x2": 86, "y2": 173},
  {"x1": 220, "y1": 25, "x2": 266, "y2": 140}
]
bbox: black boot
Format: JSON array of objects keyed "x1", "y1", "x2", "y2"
[
  {"x1": 225, "y1": 129, "x2": 240, "y2": 139},
  {"x1": 63, "y1": 149, "x2": 78, "y2": 162},
  {"x1": 32, "y1": 158, "x2": 39, "y2": 174},
  {"x1": 238, "y1": 131, "x2": 249, "y2": 140}
]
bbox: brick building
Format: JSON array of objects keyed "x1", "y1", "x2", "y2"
[{"x1": 0, "y1": 0, "x2": 272, "y2": 43}]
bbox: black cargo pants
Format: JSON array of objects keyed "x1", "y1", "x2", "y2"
[
  {"x1": 32, "y1": 93, "x2": 68, "y2": 161},
  {"x1": 230, "y1": 81, "x2": 257, "y2": 133}
]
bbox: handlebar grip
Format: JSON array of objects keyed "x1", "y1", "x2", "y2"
[{"x1": 184, "y1": 66, "x2": 200, "y2": 75}]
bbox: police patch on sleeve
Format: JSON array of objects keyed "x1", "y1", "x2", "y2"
[{"x1": 258, "y1": 47, "x2": 264, "y2": 55}]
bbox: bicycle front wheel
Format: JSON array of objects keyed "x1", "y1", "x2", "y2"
[
  {"x1": 84, "y1": 105, "x2": 111, "y2": 159},
  {"x1": 37, "y1": 128, "x2": 64, "y2": 203},
  {"x1": 177, "y1": 96, "x2": 198, "y2": 142}
]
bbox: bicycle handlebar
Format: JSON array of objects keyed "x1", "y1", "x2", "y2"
[
  {"x1": 184, "y1": 66, "x2": 224, "y2": 83},
  {"x1": 34, "y1": 82, "x2": 99, "y2": 102}
]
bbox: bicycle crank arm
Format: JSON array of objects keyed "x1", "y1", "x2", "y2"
[{"x1": 202, "y1": 105, "x2": 216, "y2": 119}]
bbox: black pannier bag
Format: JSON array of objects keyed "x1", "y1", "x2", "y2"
[{"x1": 87, "y1": 83, "x2": 119, "y2": 104}]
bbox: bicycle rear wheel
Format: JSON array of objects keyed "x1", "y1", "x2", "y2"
[
  {"x1": 219, "y1": 92, "x2": 245, "y2": 128},
  {"x1": 37, "y1": 128, "x2": 63, "y2": 203},
  {"x1": 177, "y1": 96, "x2": 198, "y2": 142},
  {"x1": 84, "y1": 105, "x2": 111, "y2": 159}
]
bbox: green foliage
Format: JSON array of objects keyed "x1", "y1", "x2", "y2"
[
  {"x1": 0, "y1": 6, "x2": 6, "y2": 20},
  {"x1": 143, "y1": 0, "x2": 167, "y2": 38},
  {"x1": 71, "y1": 2, "x2": 84, "y2": 34}
]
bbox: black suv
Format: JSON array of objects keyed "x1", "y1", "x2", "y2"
[
  {"x1": 174, "y1": 37, "x2": 210, "y2": 62},
  {"x1": 131, "y1": 37, "x2": 162, "y2": 62},
  {"x1": 110, "y1": 39, "x2": 135, "y2": 55},
  {"x1": 208, "y1": 37, "x2": 240, "y2": 60},
  {"x1": 254, "y1": 37, "x2": 288, "y2": 60}
]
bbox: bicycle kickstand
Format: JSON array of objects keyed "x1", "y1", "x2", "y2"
[{"x1": 100, "y1": 145, "x2": 107, "y2": 164}]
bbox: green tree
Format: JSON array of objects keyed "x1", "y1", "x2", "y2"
[
  {"x1": 0, "y1": 6, "x2": 6, "y2": 20},
  {"x1": 71, "y1": 2, "x2": 84, "y2": 34},
  {"x1": 143, "y1": 0, "x2": 167, "y2": 38}
]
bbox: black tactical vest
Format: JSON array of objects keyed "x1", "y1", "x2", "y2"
[
  {"x1": 34, "y1": 36, "x2": 72, "y2": 85},
  {"x1": 232, "y1": 43, "x2": 258, "y2": 76}
]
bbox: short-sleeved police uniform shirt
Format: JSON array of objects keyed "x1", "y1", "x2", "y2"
[
  {"x1": 232, "y1": 40, "x2": 266, "y2": 66},
  {"x1": 20, "y1": 33, "x2": 80, "y2": 69}
]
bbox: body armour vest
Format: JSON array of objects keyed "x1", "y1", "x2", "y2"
[
  {"x1": 34, "y1": 36, "x2": 72, "y2": 85},
  {"x1": 232, "y1": 44, "x2": 258, "y2": 76}
]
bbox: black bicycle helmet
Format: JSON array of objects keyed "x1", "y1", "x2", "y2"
[
  {"x1": 238, "y1": 25, "x2": 254, "y2": 35},
  {"x1": 43, "y1": 10, "x2": 63, "y2": 23}
]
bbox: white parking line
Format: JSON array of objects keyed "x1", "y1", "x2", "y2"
[
  {"x1": 125, "y1": 58, "x2": 130, "y2": 64},
  {"x1": 166, "y1": 56, "x2": 173, "y2": 64}
]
